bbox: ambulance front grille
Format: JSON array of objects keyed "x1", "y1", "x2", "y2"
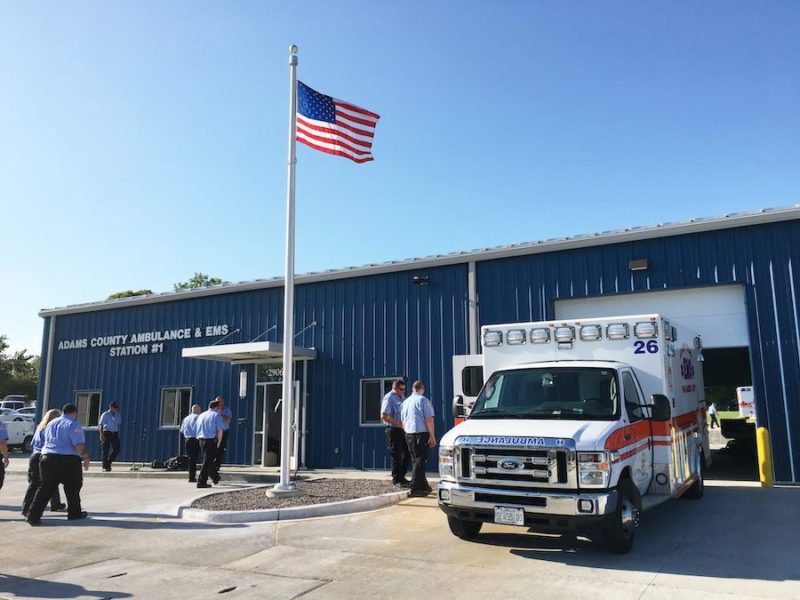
[{"x1": 457, "y1": 445, "x2": 576, "y2": 490}]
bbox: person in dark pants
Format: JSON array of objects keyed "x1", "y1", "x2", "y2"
[
  {"x1": 381, "y1": 379, "x2": 410, "y2": 486},
  {"x1": 26, "y1": 403, "x2": 90, "y2": 525},
  {"x1": 0, "y1": 419, "x2": 9, "y2": 492},
  {"x1": 195, "y1": 399, "x2": 224, "y2": 489},
  {"x1": 213, "y1": 396, "x2": 232, "y2": 473},
  {"x1": 180, "y1": 404, "x2": 202, "y2": 483},
  {"x1": 98, "y1": 401, "x2": 122, "y2": 472},
  {"x1": 401, "y1": 380, "x2": 436, "y2": 497},
  {"x1": 22, "y1": 409, "x2": 66, "y2": 516}
]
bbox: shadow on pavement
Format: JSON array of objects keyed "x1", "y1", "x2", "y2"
[
  {"x1": 471, "y1": 483, "x2": 797, "y2": 584},
  {"x1": 0, "y1": 573, "x2": 131, "y2": 599},
  {"x1": 17, "y1": 514, "x2": 246, "y2": 530}
]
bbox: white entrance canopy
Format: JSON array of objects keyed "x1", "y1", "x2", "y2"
[{"x1": 182, "y1": 341, "x2": 316, "y2": 364}]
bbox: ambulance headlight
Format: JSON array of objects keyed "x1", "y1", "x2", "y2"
[
  {"x1": 578, "y1": 451, "x2": 610, "y2": 488},
  {"x1": 580, "y1": 325, "x2": 602, "y2": 341},
  {"x1": 506, "y1": 329, "x2": 526, "y2": 345},
  {"x1": 483, "y1": 330, "x2": 503, "y2": 346},
  {"x1": 606, "y1": 323, "x2": 629, "y2": 340},
  {"x1": 438, "y1": 446, "x2": 455, "y2": 481},
  {"x1": 554, "y1": 326, "x2": 575, "y2": 343},
  {"x1": 634, "y1": 321, "x2": 658, "y2": 339},
  {"x1": 530, "y1": 328, "x2": 550, "y2": 344}
]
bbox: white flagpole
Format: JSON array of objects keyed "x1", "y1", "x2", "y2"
[{"x1": 271, "y1": 44, "x2": 300, "y2": 495}]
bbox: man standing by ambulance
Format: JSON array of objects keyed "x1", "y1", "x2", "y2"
[
  {"x1": 213, "y1": 396, "x2": 233, "y2": 473},
  {"x1": 381, "y1": 379, "x2": 409, "y2": 487},
  {"x1": 0, "y1": 419, "x2": 9, "y2": 492},
  {"x1": 401, "y1": 380, "x2": 436, "y2": 497}
]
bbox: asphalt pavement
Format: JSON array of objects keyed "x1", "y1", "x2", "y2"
[{"x1": 0, "y1": 455, "x2": 796, "y2": 599}]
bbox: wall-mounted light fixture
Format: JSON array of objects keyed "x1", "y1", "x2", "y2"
[
  {"x1": 628, "y1": 259, "x2": 649, "y2": 272},
  {"x1": 412, "y1": 275, "x2": 430, "y2": 285}
]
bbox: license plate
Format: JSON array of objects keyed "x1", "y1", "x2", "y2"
[{"x1": 494, "y1": 506, "x2": 525, "y2": 527}]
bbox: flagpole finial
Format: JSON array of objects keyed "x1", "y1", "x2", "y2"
[{"x1": 289, "y1": 44, "x2": 298, "y2": 55}]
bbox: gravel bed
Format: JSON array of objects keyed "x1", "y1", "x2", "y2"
[{"x1": 191, "y1": 478, "x2": 400, "y2": 511}]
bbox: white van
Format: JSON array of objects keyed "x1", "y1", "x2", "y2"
[{"x1": 439, "y1": 314, "x2": 709, "y2": 553}]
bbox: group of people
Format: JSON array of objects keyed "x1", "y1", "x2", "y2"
[
  {"x1": 0, "y1": 381, "x2": 435, "y2": 518},
  {"x1": 381, "y1": 379, "x2": 437, "y2": 497},
  {"x1": 179, "y1": 396, "x2": 232, "y2": 488}
]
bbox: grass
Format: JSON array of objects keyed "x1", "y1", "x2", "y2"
[{"x1": 707, "y1": 410, "x2": 742, "y2": 424}]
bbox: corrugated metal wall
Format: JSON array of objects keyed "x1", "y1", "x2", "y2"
[
  {"x1": 475, "y1": 221, "x2": 800, "y2": 482},
  {"x1": 39, "y1": 263, "x2": 470, "y2": 470}
]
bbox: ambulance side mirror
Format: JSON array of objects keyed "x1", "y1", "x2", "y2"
[
  {"x1": 649, "y1": 394, "x2": 671, "y2": 422},
  {"x1": 453, "y1": 395, "x2": 464, "y2": 418}
]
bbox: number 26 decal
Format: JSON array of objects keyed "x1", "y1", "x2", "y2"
[{"x1": 634, "y1": 340, "x2": 659, "y2": 354}]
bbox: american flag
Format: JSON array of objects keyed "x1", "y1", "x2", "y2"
[{"x1": 296, "y1": 81, "x2": 380, "y2": 164}]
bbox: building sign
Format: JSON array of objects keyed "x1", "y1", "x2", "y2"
[{"x1": 57, "y1": 324, "x2": 230, "y2": 358}]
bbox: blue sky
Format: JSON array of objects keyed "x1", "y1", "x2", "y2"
[{"x1": 1, "y1": 1, "x2": 798, "y2": 354}]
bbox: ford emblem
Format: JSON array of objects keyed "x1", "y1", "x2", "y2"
[{"x1": 498, "y1": 459, "x2": 524, "y2": 471}]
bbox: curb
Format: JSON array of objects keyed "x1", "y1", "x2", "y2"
[{"x1": 178, "y1": 489, "x2": 409, "y2": 523}]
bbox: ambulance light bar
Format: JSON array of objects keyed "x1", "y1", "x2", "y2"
[
  {"x1": 530, "y1": 328, "x2": 550, "y2": 344},
  {"x1": 634, "y1": 322, "x2": 658, "y2": 339},
  {"x1": 606, "y1": 323, "x2": 629, "y2": 340},
  {"x1": 554, "y1": 326, "x2": 575, "y2": 343},
  {"x1": 483, "y1": 330, "x2": 503, "y2": 346},
  {"x1": 579, "y1": 325, "x2": 602, "y2": 341},
  {"x1": 506, "y1": 329, "x2": 526, "y2": 345}
]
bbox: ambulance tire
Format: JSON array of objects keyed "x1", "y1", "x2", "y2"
[
  {"x1": 447, "y1": 516, "x2": 482, "y2": 540},
  {"x1": 684, "y1": 451, "x2": 705, "y2": 500},
  {"x1": 602, "y1": 480, "x2": 639, "y2": 554}
]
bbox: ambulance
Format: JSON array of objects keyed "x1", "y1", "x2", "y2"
[
  {"x1": 736, "y1": 386, "x2": 756, "y2": 419},
  {"x1": 439, "y1": 315, "x2": 709, "y2": 553}
]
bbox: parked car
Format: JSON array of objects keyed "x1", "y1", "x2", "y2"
[
  {"x1": 17, "y1": 406, "x2": 37, "y2": 417},
  {"x1": 0, "y1": 412, "x2": 35, "y2": 452},
  {"x1": 1, "y1": 395, "x2": 28, "y2": 411},
  {"x1": 0, "y1": 408, "x2": 34, "y2": 422}
]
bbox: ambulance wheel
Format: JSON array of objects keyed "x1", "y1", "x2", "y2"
[
  {"x1": 23, "y1": 435, "x2": 33, "y2": 453},
  {"x1": 684, "y1": 452, "x2": 705, "y2": 500},
  {"x1": 447, "y1": 516, "x2": 482, "y2": 540},
  {"x1": 602, "y1": 480, "x2": 640, "y2": 554}
]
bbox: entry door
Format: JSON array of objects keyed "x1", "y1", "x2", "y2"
[{"x1": 253, "y1": 381, "x2": 299, "y2": 467}]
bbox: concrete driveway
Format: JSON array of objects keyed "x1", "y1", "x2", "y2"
[{"x1": 0, "y1": 468, "x2": 797, "y2": 599}]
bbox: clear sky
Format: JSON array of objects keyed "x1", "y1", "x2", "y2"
[{"x1": 1, "y1": 1, "x2": 798, "y2": 354}]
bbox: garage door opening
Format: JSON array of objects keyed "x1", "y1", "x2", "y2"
[{"x1": 555, "y1": 286, "x2": 758, "y2": 481}]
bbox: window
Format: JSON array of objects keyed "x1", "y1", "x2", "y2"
[
  {"x1": 360, "y1": 377, "x2": 399, "y2": 426},
  {"x1": 76, "y1": 391, "x2": 102, "y2": 428},
  {"x1": 470, "y1": 367, "x2": 619, "y2": 421},
  {"x1": 160, "y1": 387, "x2": 192, "y2": 428},
  {"x1": 622, "y1": 371, "x2": 644, "y2": 422},
  {"x1": 461, "y1": 366, "x2": 484, "y2": 397}
]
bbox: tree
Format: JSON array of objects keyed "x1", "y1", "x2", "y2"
[
  {"x1": 173, "y1": 273, "x2": 225, "y2": 292},
  {"x1": 107, "y1": 289, "x2": 153, "y2": 300},
  {"x1": 0, "y1": 334, "x2": 39, "y2": 402}
]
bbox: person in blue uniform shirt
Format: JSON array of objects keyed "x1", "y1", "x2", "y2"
[
  {"x1": 213, "y1": 395, "x2": 233, "y2": 473},
  {"x1": 180, "y1": 404, "x2": 202, "y2": 483},
  {"x1": 0, "y1": 418, "x2": 9, "y2": 491},
  {"x1": 26, "y1": 403, "x2": 90, "y2": 525},
  {"x1": 381, "y1": 379, "x2": 410, "y2": 487},
  {"x1": 401, "y1": 380, "x2": 437, "y2": 497},
  {"x1": 98, "y1": 401, "x2": 122, "y2": 472},
  {"x1": 22, "y1": 409, "x2": 66, "y2": 516},
  {"x1": 195, "y1": 399, "x2": 224, "y2": 488}
]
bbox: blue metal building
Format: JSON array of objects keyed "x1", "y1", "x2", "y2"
[{"x1": 37, "y1": 206, "x2": 800, "y2": 482}]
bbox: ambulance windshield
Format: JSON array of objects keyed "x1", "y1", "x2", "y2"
[{"x1": 469, "y1": 367, "x2": 619, "y2": 420}]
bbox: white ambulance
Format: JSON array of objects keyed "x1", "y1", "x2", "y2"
[
  {"x1": 439, "y1": 314, "x2": 709, "y2": 553},
  {"x1": 736, "y1": 386, "x2": 756, "y2": 419}
]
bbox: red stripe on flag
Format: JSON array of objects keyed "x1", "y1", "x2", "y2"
[
  {"x1": 297, "y1": 137, "x2": 373, "y2": 163},
  {"x1": 296, "y1": 128, "x2": 372, "y2": 157},
  {"x1": 334, "y1": 100, "x2": 381, "y2": 120},
  {"x1": 296, "y1": 120, "x2": 373, "y2": 150},
  {"x1": 335, "y1": 108, "x2": 378, "y2": 128}
]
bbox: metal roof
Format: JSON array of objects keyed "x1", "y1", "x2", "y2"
[{"x1": 39, "y1": 204, "x2": 800, "y2": 317}]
